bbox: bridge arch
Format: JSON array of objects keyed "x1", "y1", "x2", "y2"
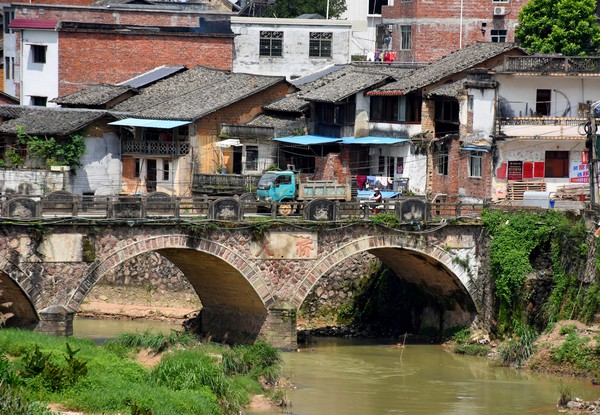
[
  {"x1": 0, "y1": 256, "x2": 39, "y2": 328},
  {"x1": 294, "y1": 233, "x2": 478, "y2": 332},
  {"x1": 67, "y1": 234, "x2": 272, "y2": 344}
]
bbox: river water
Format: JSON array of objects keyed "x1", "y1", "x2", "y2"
[{"x1": 74, "y1": 318, "x2": 599, "y2": 415}]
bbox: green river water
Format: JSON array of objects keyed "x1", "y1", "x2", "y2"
[{"x1": 73, "y1": 318, "x2": 599, "y2": 415}]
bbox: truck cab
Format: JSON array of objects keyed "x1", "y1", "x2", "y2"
[{"x1": 256, "y1": 171, "x2": 297, "y2": 203}]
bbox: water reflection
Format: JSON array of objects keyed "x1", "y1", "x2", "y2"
[{"x1": 73, "y1": 317, "x2": 182, "y2": 344}]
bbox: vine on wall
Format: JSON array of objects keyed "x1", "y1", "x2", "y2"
[{"x1": 482, "y1": 209, "x2": 599, "y2": 335}]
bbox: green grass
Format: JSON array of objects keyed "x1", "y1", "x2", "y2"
[
  {"x1": 0, "y1": 329, "x2": 281, "y2": 415},
  {"x1": 107, "y1": 329, "x2": 200, "y2": 353},
  {"x1": 453, "y1": 344, "x2": 491, "y2": 357}
]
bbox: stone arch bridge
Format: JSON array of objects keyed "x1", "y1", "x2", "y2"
[{"x1": 1, "y1": 219, "x2": 490, "y2": 350}]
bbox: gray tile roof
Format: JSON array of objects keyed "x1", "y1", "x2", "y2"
[
  {"x1": 245, "y1": 113, "x2": 305, "y2": 130},
  {"x1": 264, "y1": 63, "x2": 417, "y2": 111},
  {"x1": 371, "y1": 42, "x2": 524, "y2": 95},
  {"x1": 0, "y1": 106, "x2": 110, "y2": 136},
  {"x1": 120, "y1": 65, "x2": 186, "y2": 88},
  {"x1": 52, "y1": 84, "x2": 135, "y2": 106},
  {"x1": 426, "y1": 80, "x2": 465, "y2": 98},
  {"x1": 112, "y1": 65, "x2": 287, "y2": 120}
]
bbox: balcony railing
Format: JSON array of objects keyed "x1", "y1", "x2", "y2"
[
  {"x1": 502, "y1": 56, "x2": 600, "y2": 74},
  {"x1": 122, "y1": 139, "x2": 190, "y2": 156}
]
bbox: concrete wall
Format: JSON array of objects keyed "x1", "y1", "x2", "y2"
[
  {"x1": 0, "y1": 169, "x2": 67, "y2": 196},
  {"x1": 21, "y1": 29, "x2": 58, "y2": 106},
  {"x1": 231, "y1": 17, "x2": 351, "y2": 80}
]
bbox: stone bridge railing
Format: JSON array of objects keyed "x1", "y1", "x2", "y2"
[{"x1": 1, "y1": 191, "x2": 486, "y2": 222}]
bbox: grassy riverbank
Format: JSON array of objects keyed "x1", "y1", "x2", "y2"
[{"x1": 0, "y1": 328, "x2": 284, "y2": 415}]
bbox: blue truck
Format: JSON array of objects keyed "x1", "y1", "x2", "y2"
[{"x1": 256, "y1": 170, "x2": 351, "y2": 215}]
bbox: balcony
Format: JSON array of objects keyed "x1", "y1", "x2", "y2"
[
  {"x1": 122, "y1": 139, "x2": 190, "y2": 156},
  {"x1": 501, "y1": 56, "x2": 600, "y2": 74}
]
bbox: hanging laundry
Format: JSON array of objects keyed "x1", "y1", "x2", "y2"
[
  {"x1": 366, "y1": 176, "x2": 376, "y2": 187},
  {"x1": 356, "y1": 175, "x2": 367, "y2": 190},
  {"x1": 366, "y1": 51, "x2": 375, "y2": 61}
]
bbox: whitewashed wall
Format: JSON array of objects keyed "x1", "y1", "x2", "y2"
[
  {"x1": 231, "y1": 17, "x2": 351, "y2": 80},
  {"x1": 21, "y1": 29, "x2": 58, "y2": 106},
  {"x1": 0, "y1": 169, "x2": 66, "y2": 196},
  {"x1": 493, "y1": 140, "x2": 587, "y2": 199},
  {"x1": 72, "y1": 133, "x2": 121, "y2": 196}
]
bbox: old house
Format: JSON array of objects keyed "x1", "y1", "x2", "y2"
[
  {"x1": 478, "y1": 55, "x2": 600, "y2": 202},
  {"x1": 2, "y1": 0, "x2": 235, "y2": 101},
  {"x1": 0, "y1": 105, "x2": 119, "y2": 196},
  {"x1": 53, "y1": 65, "x2": 294, "y2": 196},
  {"x1": 367, "y1": 42, "x2": 527, "y2": 203}
]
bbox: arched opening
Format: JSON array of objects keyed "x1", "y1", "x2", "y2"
[
  {"x1": 299, "y1": 247, "x2": 477, "y2": 341},
  {"x1": 0, "y1": 272, "x2": 38, "y2": 329}
]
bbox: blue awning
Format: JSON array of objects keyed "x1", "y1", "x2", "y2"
[
  {"x1": 109, "y1": 118, "x2": 191, "y2": 129},
  {"x1": 342, "y1": 136, "x2": 408, "y2": 145},
  {"x1": 461, "y1": 146, "x2": 489, "y2": 152},
  {"x1": 273, "y1": 135, "x2": 342, "y2": 145}
]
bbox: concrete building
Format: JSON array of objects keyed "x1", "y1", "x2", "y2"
[{"x1": 231, "y1": 16, "x2": 352, "y2": 80}]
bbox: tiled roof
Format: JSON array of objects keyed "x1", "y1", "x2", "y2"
[
  {"x1": 264, "y1": 63, "x2": 416, "y2": 111},
  {"x1": 426, "y1": 80, "x2": 465, "y2": 98},
  {"x1": 245, "y1": 113, "x2": 305, "y2": 130},
  {"x1": 9, "y1": 19, "x2": 58, "y2": 30},
  {"x1": 0, "y1": 106, "x2": 110, "y2": 136},
  {"x1": 52, "y1": 84, "x2": 135, "y2": 106},
  {"x1": 112, "y1": 65, "x2": 287, "y2": 120},
  {"x1": 369, "y1": 42, "x2": 524, "y2": 96}
]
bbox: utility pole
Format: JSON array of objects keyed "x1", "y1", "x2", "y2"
[{"x1": 589, "y1": 101, "x2": 599, "y2": 206}]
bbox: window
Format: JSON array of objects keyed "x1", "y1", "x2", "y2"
[
  {"x1": 245, "y1": 146, "x2": 258, "y2": 171},
  {"x1": 437, "y1": 144, "x2": 449, "y2": 175},
  {"x1": 369, "y1": 0, "x2": 389, "y2": 14},
  {"x1": 491, "y1": 29, "x2": 507, "y2": 43},
  {"x1": 545, "y1": 151, "x2": 569, "y2": 178},
  {"x1": 134, "y1": 158, "x2": 141, "y2": 178},
  {"x1": 31, "y1": 45, "x2": 46, "y2": 64},
  {"x1": 30, "y1": 96, "x2": 47, "y2": 106},
  {"x1": 375, "y1": 24, "x2": 393, "y2": 50},
  {"x1": 259, "y1": 31, "x2": 283, "y2": 57},
  {"x1": 370, "y1": 95, "x2": 422, "y2": 122},
  {"x1": 4, "y1": 11, "x2": 14, "y2": 34},
  {"x1": 469, "y1": 151, "x2": 483, "y2": 177},
  {"x1": 309, "y1": 32, "x2": 332, "y2": 58},
  {"x1": 4, "y1": 57, "x2": 10, "y2": 80},
  {"x1": 400, "y1": 25, "x2": 411, "y2": 50},
  {"x1": 536, "y1": 89, "x2": 552, "y2": 116},
  {"x1": 315, "y1": 96, "x2": 356, "y2": 126},
  {"x1": 162, "y1": 160, "x2": 170, "y2": 181},
  {"x1": 435, "y1": 100, "x2": 459, "y2": 122}
]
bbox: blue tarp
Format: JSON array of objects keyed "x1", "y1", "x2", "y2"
[
  {"x1": 273, "y1": 135, "x2": 342, "y2": 145},
  {"x1": 357, "y1": 190, "x2": 401, "y2": 199},
  {"x1": 342, "y1": 137, "x2": 408, "y2": 145},
  {"x1": 109, "y1": 118, "x2": 191, "y2": 129}
]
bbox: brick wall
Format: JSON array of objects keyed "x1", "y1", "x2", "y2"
[
  {"x1": 383, "y1": 0, "x2": 527, "y2": 63},
  {"x1": 58, "y1": 32, "x2": 233, "y2": 95}
]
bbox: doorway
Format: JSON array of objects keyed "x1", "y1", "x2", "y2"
[{"x1": 146, "y1": 159, "x2": 157, "y2": 192}]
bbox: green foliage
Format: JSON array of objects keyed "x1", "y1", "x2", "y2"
[
  {"x1": 515, "y1": 0, "x2": 600, "y2": 55},
  {"x1": 221, "y1": 341, "x2": 282, "y2": 385},
  {"x1": 20, "y1": 343, "x2": 88, "y2": 392},
  {"x1": 0, "y1": 381, "x2": 56, "y2": 415},
  {"x1": 16, "y1": 126, "x2": 86, "y2": 172},
  {"x1": 550, "y1": 332, "x2": 600, "y2": 376},
  {"x1": 496, "y1": 326, "x2": 538, "y2": 368},
  {"x1": 450, "y1": 328, "x2": 471, "y2": 344},
  {"x1": 559, "y1": 324, "x2": 577, "y2": 336},
  {"x1": 482, "y1": 209, "x2": 576, "y2": 333},
  {"x1": 108, "y1": 330, "x2": 199, "y2": 353},
  {"x1": 369, "y1": 212, "x2": 399, "y2": 228},
  {"x1": 453, "y1": 343, "x2": 491, "y2": 357},
  {"x1": 4, "y1": 148, "x2": 25, "y2": 167},
  {"x1": 267, "y1": 0, "x2": 346, "y2": 19}
]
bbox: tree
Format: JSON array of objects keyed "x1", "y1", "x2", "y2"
[
  {"x1": 515, "y1": 0, "x2": 600, "y2": 56},
  {"x1": 267, "y1": 0, "x2": 346, "y2": 19}
]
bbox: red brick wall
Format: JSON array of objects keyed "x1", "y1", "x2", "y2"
[
  {"x1": 58, "y1": 32, "x2": 233, "y2": 95},
  {"x1": 430, "y1": 138, "x2": 492, "y2": 201},
  {"x1": 383, "y1": 0, "x2": 527, "y2": 63}
]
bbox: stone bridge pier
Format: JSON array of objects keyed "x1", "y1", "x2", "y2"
[{"x1": 0, "y1": 222, "x2": 490, "y2": 350}]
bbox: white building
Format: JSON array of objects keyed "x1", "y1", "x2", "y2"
[
  {"x1": 231, "y1": 16, "x2": 352, "y2": 80},
  {"x1": 467, "y1": 55, "x2": 600, "y2": 201},
  {"x1": 8, "y1": 18, "x2": 59, "y2": 107}
]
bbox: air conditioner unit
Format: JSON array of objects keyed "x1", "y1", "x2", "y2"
[{"x1": 493, "y1": 6, "x2": 506, "y2": 16}]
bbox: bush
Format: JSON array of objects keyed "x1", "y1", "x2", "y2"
[
  {"x1": 0, "y1": 381, "x2": 55, "y2": 415},
  {"x1": 496, "y1": 326, "x2": 538, "y2": 368},
  {"x1": 551, "y1": 332, "x2": 600, "y2": 376},
  {"x1": 108, "y1": 330, "x2": 199, "y2": 353},
  {"x1": 453, "y1": 344, "x2": 490, "y2": 357},
  {"x1": 221, "y1": 341, "x2": 282, "y2": 384},
  {"x1": 559, "y1": 324, "x2": 577, "y2": 336},
  {"x1": 450, "y1": 328, "x2": 471, "y2": 344}
]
